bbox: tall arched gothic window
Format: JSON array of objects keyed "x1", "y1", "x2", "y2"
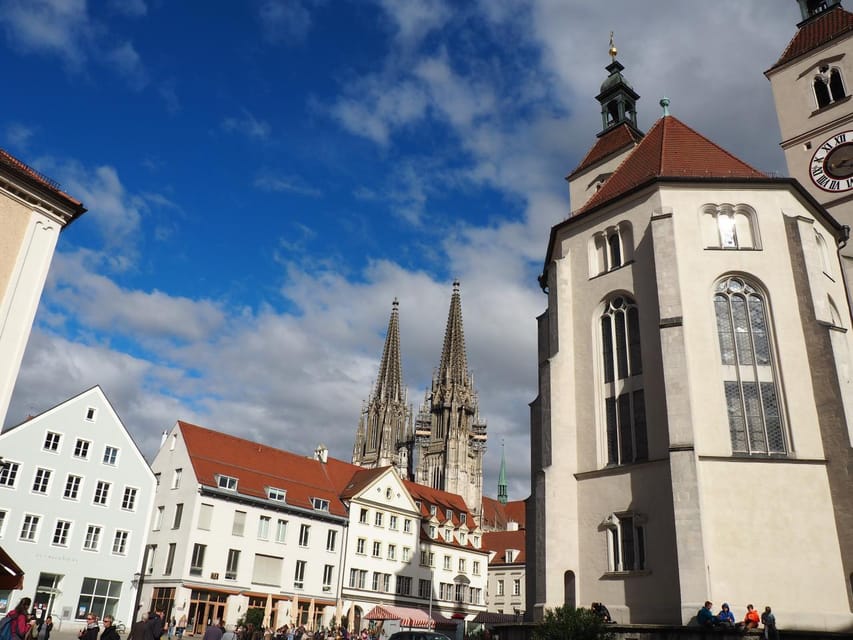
[
  {"x1": 713, "y1": 277, "x2": 787, "y2": 455},
  {"x1": 814, "y1": 66, "x2": 846, "y2": 109},
  {"x1": 601, "y1": 295, "x2": 647, "y2": 465}
]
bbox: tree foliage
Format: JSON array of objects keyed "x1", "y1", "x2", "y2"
[{"x1": 533, "y1": 606, "x2": 614, "y2": 640}]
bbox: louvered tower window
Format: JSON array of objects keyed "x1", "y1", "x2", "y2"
[{"x1": 714, "y1": 277, "x2": 786, "y2": 455}]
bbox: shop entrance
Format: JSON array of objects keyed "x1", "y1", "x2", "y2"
[{"x1": 187, "y1": 590, "x2": 227, "y2": 636}]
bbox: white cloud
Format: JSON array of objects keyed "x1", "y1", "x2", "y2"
[
  {"x1": 221, "y1": 109, "x2": 273, "y2": 141},
  {"x1": 377, "y1": 0, "x2": 453, "y2": 51},
  {"x1": 254, "y1": 173, "x2": 322, "y2": 197},
  {"x1": 4, "y1": 122, "x2": 35, "y2": 149},
  {"x1": 258, "y1": 0, "x2": 313, "y2": 45},
  {"x1": 109, "y1": 0, "x2": 146, "y2": 17},
  {"x1": 106, "y1": 40, "x2": 148, "y2": 90},
  {"x1": 0, "y1": 0, "x2": 90, "y2": 66}
]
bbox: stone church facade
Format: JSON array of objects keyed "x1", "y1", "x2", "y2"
[{"x1": 527, "y1": 5, "x2": 853, "y2": 630}]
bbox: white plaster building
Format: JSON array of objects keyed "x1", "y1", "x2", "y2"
[
  {"x1": 482, "y1": 527, "x2": 524, "y2": 617},
  {"x1": 143, "y1": 422, "x2": 349, "y2": 635},
  {"x1": 0, "y1": 150, "x2": 85, "y2": 427},
  {"x1": 143, "y1": 421, "x2": 488, "y2": 637},
  {"x1": 0, "y1": 386, "x2": 155, "y2": 625},
  {"x1": 527, "y1": 42, "x2": 853, "y2": 631}
]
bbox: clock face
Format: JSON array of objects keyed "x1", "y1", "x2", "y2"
[{"x1": 810, "y1": 130, "x2": 853, "y2": 192}]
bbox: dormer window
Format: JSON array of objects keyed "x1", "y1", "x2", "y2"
[
  {"x1": 311, "y1": 497, "x2": 329, "y2": 512},
  {"x1": 506, "y1": 549, "x2": 516, "y2": 562},
  {"x1": 429, "y1": 505, "x2": 437, "y2": 516},
  {"x1": 445, "y1": 527, "x2": 453, "y2": 541},
  {"x1": 445, "y1": 508, "x2": 453, "y2": 521},
  {"x1": 459, "y1": 532, "x2": 466, "y2": 544},
  {"x1": 429, "y1": 525, "x2": 437, "y2": 539},
  {"x1": 267, "y1": 487, "x2": 286, "y2": 502},
  {"x1": 814, "y1": 66, "x2": 846, "y2": 109},
  {"x1": 460, "y1": 513, "x2": 467, "y2": 525},
  {"x1": 217, "y1": 475, "x2": 238, "y2": 491},
  {"x1": 415, "y1": 500, "x2": 422, "y2": 509}
]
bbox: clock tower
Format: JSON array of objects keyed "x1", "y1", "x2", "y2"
[{"x1": 766, "y1": 1, "x2": 853, "y2": 221}]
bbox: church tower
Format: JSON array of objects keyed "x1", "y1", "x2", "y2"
[
  {"x1": 415, "y1": 281, "x2": 487, "y2": 520},
  {"x1": 567, "y1": 34, "x2": 644, "y2": 214},
  {"x1": 497, "y1": 442, "x2": 508, "y2": 506},
  {"x1": 765, "y1": 2, "x2": 853, "y2": 227},
  {"x1": 352, "y1": 298, "x2": 414, "y2": 477}
]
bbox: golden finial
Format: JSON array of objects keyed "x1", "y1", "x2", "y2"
[{"x1": 609, "y1": 31, "x2": 618, "y2": 61}]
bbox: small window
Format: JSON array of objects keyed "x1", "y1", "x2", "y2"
[
  {"x1": 294, "y1": 560, "x2": 306, "y2": 589},
  {"x1": 374, "y1": 512, "x2": 383, "y2": 527},
  {"x1": 403, "y1": 518, "x2": 412, "y2": 533},
  {"x1": 112, "y1": 530, "x2": 129, "y2": 555},
  {"x1": 460, "y1": 513, "x2": 467, "y2": 525},
  {"x1": 326, "y1": 529, "x2": 337, "y2": 551},
  {"x1": 323, "y1": 564, "x2": 334, "y2": 587},
  {"x1": 153, "y1": 506, "x2": 164, "y2": 530},
  {"x1": 429, "y1": 505, "x2": 437, "y2": 516},
  {"x1": 387, "y1": 544, "x2": 396, "y2": 560},
  {"x1": 164, "y1": 543, "x2": 176, "y2": 575},
  {"x1": 702, "y1": 203, "x2": 759, "y2": 250},
  {"x1": 590, "y1": 223, "x2": 634, "y2": 276},
  {"x1": 458, "y1": 558, "x2": 466, "y2": 573},
  {"x1": 402, "y1": 547, "x2": 411, "y2": 562},
  {"x1": 429, "y1": 525, "x2": 437, "y2": 538},
  {"x1": 190, "y1": 543, "x2": 206, "y2": 576},
  {"x1": 443, "y1": 555, "x2": 452, "y2": 570},
  {"x1": 298, "y1": 524, "x2": 310, "y2": 547},
  {"x1": 276, "y1": 519, "x2": 288, "y2": 543},
  {"x1": 389, "y1": 515, "x2": 398, "y2": 530},
  {"x1": 83, "y1": 525, "x2": 102, "y2": 551},
  {"x1": 32, "y1": 468, "x2": 51, "y2": 494},
  {"x1": 356, "y1": 538, "x2": 366, "y2": 554},
  {"x1": 814, "y1": 65, "x2": 847, "y2": 109},
  {"x1": 43, "y1": 432, "x2": 61, "y2": 452},
  {"x1": 171, "y1": 468, "x2": 182, "y2": 489},
  {"x1": 258, "y1": 515, "x2": 271, "y2": 540},
  {"x1": 172, "y1": 503, "x2": 184, "y2": 529},
  {"x1": 372, "y1": 541, "x2": 382, "y2": 557},
  {"x1": 359, "y1": 508, "x2": 369, "y2": 523},
  {"x1": 103, "y1": 446, "x2": 119, "y2": 465},
  {"x1": 74, "y1": 439, "x2": 90, "y2": 459},
  {"x1": 473, "y1": 560, "x2": 480, "y2": 575},
  {"x1": 93, "y1": 481, "x2": 110, "y2": 506},
  {"x1": 53, "y1": 520, "x2": 71, "y2": 546},
  {"x1": 311, "y1": 497, "x2": 329, "y2": 512},
  {"x1": 604, "y1": 513, "x2": 646, "y2": 572},
  {"x1": 122, "y1": 487, "x2": 138, "y2": 511},
  {"x1": 85, "y1": 407, "x2": 96, "y2": 421},
  {"x1": 267, "y1": 487, "x2": 286, "y2": 502},
  {"x1": 0, "y1": 462, "x2": 19, "y2": 488},
  {"x1": 225, "y1": 549, "x2": 240, "y2": 580},
  {"x1": 232, "y1": 511, "x2": 246, "y2": 536},
  {"x1": 218, "y1": 475, "x2": 238, "y2": 490}
]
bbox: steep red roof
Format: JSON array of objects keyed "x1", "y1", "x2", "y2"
[
  {"x1": 481, "y1": 529, "x2": 526, "y2": 566},
  {"x1": 481, "y1": 497, "x2": 527, "y2": 531},
  {"x1": 404, "y1": 480, "x2": 476, "y2": 529},
  {"x1": 769, "y1": 5, "x2": 853, "y2": 71},
  {"x1": 179, "y1": 420, "x2": 356, "y2": 517},
  {"x1": 340, "y1": 466, "x2": 393, "y2": 500},
  {"x1": 576, "y1": 115, "x2": 766, "y2": 215},
  {"x1": 0, "y1": 148, "x2": 85, "y2": 212},
  {"x1": 567, "y1": 123, "x2": 643, "y2": 179}
]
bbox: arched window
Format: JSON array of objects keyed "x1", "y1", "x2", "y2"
[
  {"x1": 589, "y1": 223, "x2": 634, "y2": 277},
  {"x1": 602, "y1": 513, "x2": 646, "y2": 572},
  {"x1": 702, "y1": 204, "x2": 759, "y2": 249},
  {"x1": 814, "y1": 66, "x2": 847, "y2": 109},
  {"x1": 815, "y1": 230, "x2": 833, "y2": 276},
  {"x1": 601, "y1": 295, "x2": 647, "y2": 465},
  {"x1": 713, "y1": 277, "x2": 786, "y2": 455}
]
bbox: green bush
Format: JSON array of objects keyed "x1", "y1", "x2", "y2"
[{"x1": 533, "y1": 606, "x2": 614, "y2": 640}]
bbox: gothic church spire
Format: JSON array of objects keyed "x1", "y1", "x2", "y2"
[
  {"x1": 352, "y1": 299, "x2": 413, "y2": 477},
  {"x1": 498, "y1": 441, "x2": 508, "y2": 505}
]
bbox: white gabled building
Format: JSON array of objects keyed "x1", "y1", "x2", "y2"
[
  {"x1": 143, "y1": 421, "x2": 488, "y2": 638},
  {"x1": 143, "y1": 422, "x2": 349, "y2": 635},
  {"x1": 0, "y1": 386, "x2": 155, "y2": 625},
  {"x1": 339, "y1": 468, "x2": 488, "y2": 634}
]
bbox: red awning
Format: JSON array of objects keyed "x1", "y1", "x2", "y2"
[
  {"x1": 0, "y1": 546, "x2": 24, "y2": 590},
  {"x1": 364, "y1": 605, "x2": 434, "y2": 629}
]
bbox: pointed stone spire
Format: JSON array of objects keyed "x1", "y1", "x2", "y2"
[
  {"x1": 375, "y1": 298, "x2": 404, "y2": 403},
  {"x1": 415, "y1": 281, "x2": 487, "y2": 522},
  {"x1": 352, "y1": 299, "x2": 413, "y2": 477},
  {"x1": 498, "y1": 440, "x2": 508, "y2": 505},
  {"x1": 437, "y1": 280, "x2": 469, "y2": 386}
]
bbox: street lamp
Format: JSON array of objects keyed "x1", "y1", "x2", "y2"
[{"x1": 419, "y1": 543, "x2": 434, "y2": 624}]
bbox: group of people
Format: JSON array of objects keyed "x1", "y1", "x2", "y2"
[
  {"x1": 1, "y1": 599, "x2": 52, "y2": 640},
  {"x1": 697, "y1": 601, "x2": 778, "y2": 638}
]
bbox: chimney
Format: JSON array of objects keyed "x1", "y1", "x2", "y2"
[{"x1": 314, "y1": 444, "x2": 328, "y2": 463}]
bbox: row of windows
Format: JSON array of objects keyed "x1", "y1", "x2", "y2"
[
  {"x1": 346, "y1": 569, "x2": 482, "y2": 604},
  {"x1": 494, "y1": 578, "x2": 522, "y2": 597},
  {"x1": 0, "y1": 464, "x2": 138, "y2": 509},
  {"x1": 589, "y1": 206, "x2": 837, "y2": 280},
  {"x1": 599, "y1": 274, "x2": 789, "y2": 465},
  {"x1": 0, "y1": 510, "x2": 130, "y2": 554},
  {"x1": 357, "y1": 508, "x2": 415, "y2": 532},
  {"x1": 40, "y1": 431, "x2": 115, "y2": 462},
  {"x1": 156, "y1": 503, "x2": 338, "y2": 551}
]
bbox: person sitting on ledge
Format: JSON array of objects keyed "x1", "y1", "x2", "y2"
[
  {"x1": 697, "y1": 601, "x2": 720, "y2": 628},
  {"x1": 590, "y1": 603, "x2": 612, "y2": 623},
  {"x1": 717, "y1": 603, "x2": 735, "y2": 628},
  {"x1": 737, "y1": 604, "x2": 760, "y2": 631}
]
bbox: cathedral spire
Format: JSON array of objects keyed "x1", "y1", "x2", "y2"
[
  {"x1": 375, "y1": 298, "x2": 404, "y2": 403},
  {"x1": 596, "y1": 33, "x2": 641, "y2": 138},
  {"x1": 498, "y1": 440, "x2": 508, "y2": 505},
  {"x1": 352, "y1": 299, "x2": 413, "y2": 477},
  {"x1": 437, "y1": 280, "x2": 469, "y2": 386}
]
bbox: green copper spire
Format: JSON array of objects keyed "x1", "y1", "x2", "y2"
[{"x1": 498, "y1": 440, "x2": 508, "y2": 505}]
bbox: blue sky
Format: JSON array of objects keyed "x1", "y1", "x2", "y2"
[{"x1": 3, "y1": 0, "x2": 803, "y2": 499}]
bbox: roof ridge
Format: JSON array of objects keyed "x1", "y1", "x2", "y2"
[
  {"x1": 660, "y1": 116, "x2": 764, "y2": 176},
  {"x1": 769, "y1": 4, "x2": 853, "y2": 71}
]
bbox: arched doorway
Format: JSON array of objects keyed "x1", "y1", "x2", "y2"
[{"x1": 352, "y1": 606, "x2": 363, "y2": 633}]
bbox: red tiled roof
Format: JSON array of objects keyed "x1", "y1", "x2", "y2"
[
  {"x1": 769, "y1": 5, "x2": 853, "y2": 71},
  {"x1": 576, "y1": 115, "x2": 767, "y2": 215},
  {"x1": 339, "y1": 466, "x2": 391, "y2": 500},
  {"x1": 179, "y1": 420, "x2": 357, "y2": 518},
  {"x1": 567, "y1": 123, "x2": 643, "y2": 179},
  {"x1": 0, "y1": 148, "x2": 85, "y2": 211},
  {"x1": 481, "y1": 529, "x2": 526, "y2": 565},
  {"x1": 405, "y1": 480, "x2": 476, "y2": 528},
  {"x1": 481, "y1": 497, "x2": 526, "y2": 531}
]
